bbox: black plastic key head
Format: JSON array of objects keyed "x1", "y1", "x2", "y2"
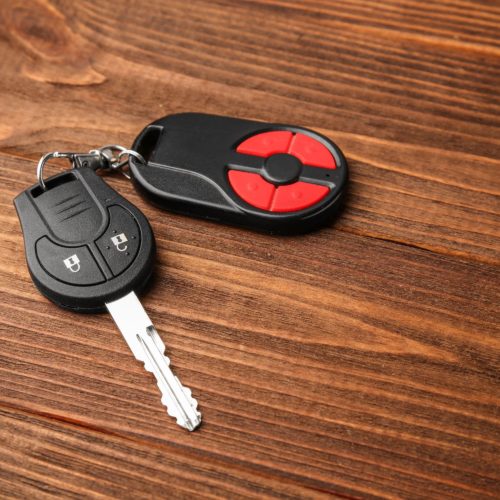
[{"x1": 14, "y1": 167, "x2": 155, "y2": 312}]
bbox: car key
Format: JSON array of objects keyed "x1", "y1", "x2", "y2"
[{"x1": 13, "y1": 149, "x2": 201, "y2": 431}]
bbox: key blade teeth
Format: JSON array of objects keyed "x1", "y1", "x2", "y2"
[
  {"x1": 182, "y1": 387, "x2": 199, "y2": 411},
  {"x1": 142, "y1": 359, "x2": 154, "y2": 374},
  {"x1": 137, "y1": 328, "x2": 202, "y2": 431},
  {"x1": 182, "y1": 406, "x2": 202, "y2": 431},
  {"x1": 160, "y1": 385, "x2": 201, "y2": 428},
  {"x1": 163, "y1": 396, "x2": 201, "y2": 431},
  {"x1": 183, "y1": 385, "x2": 192, "y2": 398},
  {"x1": 180, "y1": 413, "x2": 202, "y2": 432}
]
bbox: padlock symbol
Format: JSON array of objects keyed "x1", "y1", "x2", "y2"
[
  {"x1": 63, "y1": 254, "x2": 81, "y2": 273},
  {"x1": 111, "y1": 233, "x2": 128, "y2": 252}
]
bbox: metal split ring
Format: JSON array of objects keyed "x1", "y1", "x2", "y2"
[
  {"x1": 36, "y1": 145, "x2": 146, "y2": 191},
  {"x1": 118, "y1": 149, "x2": 146, "y2": 166},
  {"x1": 91, "y1": 145, "x2": 146, "y2": 179},
  {"x1": 36, "y1": 152, "x2": 79, "y2": 191}
]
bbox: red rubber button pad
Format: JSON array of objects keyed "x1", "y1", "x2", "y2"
[
  {"x1": 227, "y1": 171, "x2": 275, "y2": 211},
  {"x1": 229, "y1": 131, "x2": 336, "y2": 212}
]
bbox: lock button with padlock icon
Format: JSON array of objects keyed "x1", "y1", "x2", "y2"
[
  {"x1": 63, "y1": 254, "x2": 81, "y2": 273},
  {"x1": 35, "y1": 237, "x2": 105, "y2": 286}
]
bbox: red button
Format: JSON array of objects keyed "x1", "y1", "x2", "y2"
[
  {"x1": 228, "y1": 170, "x2": 275, "y2": 210},
  {"x1": 236, "y1": 131, "x2": 293, "y2": 157},
  {"x1": 271, "y1": 182, "x2": 329, "y2": 212},
  {"x1": 288, "y1": 133, "x2": 336, "y2": 169}
]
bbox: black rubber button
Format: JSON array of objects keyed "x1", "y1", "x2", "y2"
[
  {"x1": 36, "y1": 237, "x2": 105, "y2": 286},
  {"x1": 262, "y1": 153, "x2": 302, "y2": 185},
  {"x1": 95, "y1": 205, "x2": 140, "y2": 276}
]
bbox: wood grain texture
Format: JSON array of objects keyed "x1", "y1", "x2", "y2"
[{"x1": 0, "y1": 0, "x2": 499, "y2": 498}]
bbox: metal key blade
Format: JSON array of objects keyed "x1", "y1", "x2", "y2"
[
  {"x1": 137, "y1": 326, "x2": 201, "y2": 430},
  {"x1": 106, "y1": 291, "x2": 201, "y2": 431}
]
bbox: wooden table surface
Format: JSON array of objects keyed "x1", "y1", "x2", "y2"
[{"x1": 0, "y1": 1, "x2": 499, "y2": 498}]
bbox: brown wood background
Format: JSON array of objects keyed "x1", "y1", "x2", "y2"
[{"x1": 0, "y1": 0, "x2": 499, "y2": 498}]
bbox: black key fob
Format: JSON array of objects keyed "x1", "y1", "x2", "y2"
[
  {"x1": 14, "y1": 167, "x2": 155, "y2": 313},
  {"x1": 129, "y1": 113, "x2": 348, "y2": 233}
]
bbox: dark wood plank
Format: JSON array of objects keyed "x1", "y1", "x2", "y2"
[
  {"x1": 1, "y1": 153, "x2": 499, "y2": 498},
  {"x1": 0, "y1": 406, "x2": 328, "y2": 499},
  {"x1": 0, "y1": 0, "x2": 498, "y2": 263},
  {"x1": 0, "y1": 0, "x2": 499, "y2": 498}
]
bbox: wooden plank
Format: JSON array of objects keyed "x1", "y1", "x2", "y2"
[
  {"x1": 1, "y1": 152, "x2": 498, "y2": 498},
  {"x1": 0, "y1": 0, "x2": 499, "y2": 497},
  {"x1": 0, "y1": 0, "x2": 499, "y2": 264},
  {"x1": 0, "y1": 406, "x2": 329, "y2": 499}
]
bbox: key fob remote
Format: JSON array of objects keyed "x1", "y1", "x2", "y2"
[
  {"x1": 129, "y1": 113, "x2": 348, "y2": 233},
  {"x1": 14, "y1": 167, "x2": 155, "y2": 313}
]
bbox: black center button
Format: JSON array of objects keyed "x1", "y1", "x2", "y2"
[
  {"x1": 36, "y1": 237, "x2": 105, "y2": 286},
  {"x1": 96, "y1": 205, "x2": 140, "y2": 276},
  {"x1": 262, "y1": 153, "x2": 302, "y2": 185}
]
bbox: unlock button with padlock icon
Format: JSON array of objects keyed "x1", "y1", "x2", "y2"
[
  {"x1": 96, "y1": 206, "x2": 142, "y2": 277},
  {"x1": 111, "y1": 233, "x2": 128, "y2": 252}
]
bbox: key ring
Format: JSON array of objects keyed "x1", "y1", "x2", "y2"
[
  {"x1": 36, "y1": 145, "x2": 146, "y2": 191},
  {"x1": 89, "y1": 146, "x2": 146, "y2": 180},
  {"x1": 36, "y1": 152, "x2": 80, "y2": 191}
]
